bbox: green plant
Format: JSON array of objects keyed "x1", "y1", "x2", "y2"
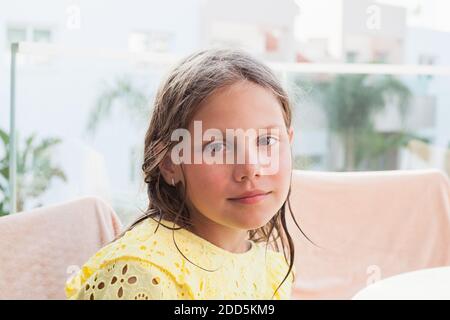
[
  {"x1": 86, "y1": 76, "x2": 150, "y2": 136},
  {"x1": 0, "y1": 128, "x2": 67, "y2": 215},
  {"x1": 303, "y1": 74, "x2": 412, "y2": 171},
  {"x1": 85, "y1": 76, "x2": 152, "y2": 188}
]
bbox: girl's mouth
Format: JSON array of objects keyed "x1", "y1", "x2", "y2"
[{"x1": 228, "y1": 191, "x2": 272, "y2": 204}]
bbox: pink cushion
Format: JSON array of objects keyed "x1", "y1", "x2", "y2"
[
  {"x1": 288, "y1": 169, "x2": 450, "y2": 299},
  {"x1": 0, "y1": 196, "x2": 122, "y2": 299}
]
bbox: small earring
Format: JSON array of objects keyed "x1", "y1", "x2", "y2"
[{"x1": 171, "y1": 178, "x2": 175, "y2": 186}]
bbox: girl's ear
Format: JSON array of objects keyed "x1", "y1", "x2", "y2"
[
  {"x1": 287, "y1": 126, "x2": 294, "y2": 145},
  {"x1": 159, "y1": 153, "x2": 179, "y2": 185}
]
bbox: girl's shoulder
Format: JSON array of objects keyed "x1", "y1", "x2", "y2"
[
  {"x1": 65, "y1": 218, "x2": 189, "y2": 299},
  {"x1": 91, "y1": 217, "x2": 192, "y2": 268}
]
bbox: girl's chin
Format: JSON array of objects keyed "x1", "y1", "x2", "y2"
[{"x1": 233, "y1": 212, "x2": 277, "y2": 230}]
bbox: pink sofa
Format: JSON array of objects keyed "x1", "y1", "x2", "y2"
[
  {"x1": 0, "y1": 196, "x2": 122, "y2": 299},
  {"x1": 288, "y1": 169, "x2": 450, "y2": 299}
]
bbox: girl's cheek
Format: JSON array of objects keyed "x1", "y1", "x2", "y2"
[{"x1": 186, "y1": 164, "x2": 229, "y2": 194}]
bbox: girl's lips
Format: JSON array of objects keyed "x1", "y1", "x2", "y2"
[{"x1": 228, "y1": 191, "x2": 272, "y2": 204}]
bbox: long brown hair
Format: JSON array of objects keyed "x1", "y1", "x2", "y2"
[{"x1": 118, "y1": 48, "x2": 313, "y2": 299}]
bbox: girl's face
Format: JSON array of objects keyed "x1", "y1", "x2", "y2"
[{"x1": 165, "y1": 80, "x2": 293, "y2": 232}]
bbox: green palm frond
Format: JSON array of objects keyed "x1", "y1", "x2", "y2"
[
  {"x1": 86, "y1": 76, "x2": 150, "y2": 136},
  {"x1": 297, "y1": 74, "x2": 414, "y2": 170},
  {"x1": 0, "y1": 128, "x2": 66, "y2": 215}
]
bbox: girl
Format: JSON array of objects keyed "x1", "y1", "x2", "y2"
[{"x1": 65, "y1": 49, "x2": 305, "y2": 300}]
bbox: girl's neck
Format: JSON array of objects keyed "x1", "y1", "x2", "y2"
[{"x1": 186, "y1": 212, "x2": 251, "y2": 254}]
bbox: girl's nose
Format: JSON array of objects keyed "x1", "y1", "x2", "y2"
[
  {"x1": 232, "y1": 146, "x2": 262, "y2": 182},
  {"x1": 233, "y1": 163, "x2": 262, "y2": 182}
]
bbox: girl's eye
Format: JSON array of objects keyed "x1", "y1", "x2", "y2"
[
  {"x1": 258, "y1": 135, "x2": 278, "y2": 146},
  {"x1": 204, "y1": 141, "x2": 226, "y2": 153}
]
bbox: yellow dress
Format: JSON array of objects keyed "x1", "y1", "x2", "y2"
[{"x1": 65, "y1": 217, "x2": 295, "y2": 300}]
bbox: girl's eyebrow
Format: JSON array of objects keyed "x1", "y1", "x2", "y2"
[
  {"x1": 260, "y1": 124, "x2": 285, "y2": 130},
  {"x1": 212, "y1": 124, "x2": 285, "y2": 135},
  {"x1": 201, "y1": 124, "x2": 285, "y2": 146},
  {"x1": 202, "y1": 125, "x2": 285, "y2": 136}
]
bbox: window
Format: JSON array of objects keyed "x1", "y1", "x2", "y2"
[
  {"x1": 6, "y1": 27, "x2": 27, "y2": 48},
  {"x1": 5, "y1": 25, "x2": 53, "y2": 65},
  {"x1": 32, "y1": 29, "x2": 52, "y2": 43},
  {"x1": 418, "y1": 54, "x2": 436, "y2": 66},
  {"x1": 6, "y1": 26, "x2": 52, "y2": 47},
  {"x1": 346, "y1": 51, "x2": 358, "y2": 63},
  {"x1": 128, "y1": 31, "x2": 173, "y2": 54},
  {"x1": 418, "y1": 54, "x2": 437, "y2": 81},
  {"x1": 374, "y1": 51, "x2": 388, "y2": 63},
  {"x1": 265, "y1": 29, "x2": 280, "y2": 53}
]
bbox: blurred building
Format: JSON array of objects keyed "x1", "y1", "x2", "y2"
[
  {"x1": 294, "y1": 0, "x2": 449, "y2": 171},
  {"x1": 201, "y1": 0, "x2": 299, "y2": 62},
  {"x1": 342, "y1": 0, "x2": 406, "y2": 63},
  {"x1": 295, "y1": 0, "x2": 407, "y2": 63}
]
